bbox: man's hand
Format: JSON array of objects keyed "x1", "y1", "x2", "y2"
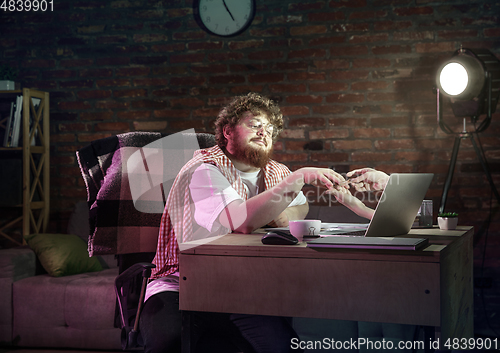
[
  {"x1": 267, "y1": 203, "x2": 309, "y2": 228},
  {"x1": 346, "y1": 168, "x2": 389, "y2": 192},
  {"x1": 267, "y1": 211, "x2": 289, "y2": 228},
  {"x1": 298, "y1": 167, "x2": 348, "y2": 191}
]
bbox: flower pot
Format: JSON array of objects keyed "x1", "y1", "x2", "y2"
[{"x1": 438, "y1": 217, "x2": 458, "y2": 230}]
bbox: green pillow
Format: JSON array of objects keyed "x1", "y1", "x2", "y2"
[{"x1": 24, "y1": 233, "x2": 102, "y2": 277}]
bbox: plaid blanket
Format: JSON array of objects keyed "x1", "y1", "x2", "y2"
[{"x1": 76, "y1": 131, "x2": 215, "y2": 256}]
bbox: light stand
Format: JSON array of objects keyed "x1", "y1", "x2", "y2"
[{"x1": 436, "y1": 48, "x2": 500, "y2": 214}]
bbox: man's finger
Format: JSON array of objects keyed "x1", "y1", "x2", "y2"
[
  {"x1": 346, "y1": 168, "x2": 369, "y2": 177},
  {"x1": 352, "y1": 183, "x2": 367, "y2": 192},
  {"x1": 328, "y1": 171, "x2": 346, "y2": 186}
]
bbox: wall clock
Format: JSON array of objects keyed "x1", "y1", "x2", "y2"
[{"x1": 194, "y1": 0, "x2": 256, "y2": 37}]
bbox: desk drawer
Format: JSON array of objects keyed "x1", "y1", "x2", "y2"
[{"x1": 180, "y1": 254, "x2": 440, "y2": 326}]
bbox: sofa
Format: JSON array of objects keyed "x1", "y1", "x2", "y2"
[
  {"x1": 0, "y1": 246, "x2": 121, "y2": 350},
  {"x1": 0, "y1": 201, "x2": 122, "y2": 350}
]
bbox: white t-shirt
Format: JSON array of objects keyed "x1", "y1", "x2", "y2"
[
  {"x1": 145, "y1": 162, "x2": 307, "y2": 299},
  {"x1": 189, "y1": 163, "x2": 307, "y2": 235}
]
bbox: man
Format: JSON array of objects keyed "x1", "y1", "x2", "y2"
[{"x1": 140, "y1": 92, "x2": 384, "y2": 353}]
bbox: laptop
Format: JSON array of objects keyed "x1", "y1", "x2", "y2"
[{"x1": 307, "y1": 173, "x2": 434, "y2": 250}]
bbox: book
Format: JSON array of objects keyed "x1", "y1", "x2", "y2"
[
  {"x1": 10, "y1": 95, "x2": 23, "y2": 147},
  {"x1": 3, "y1": 101, "x2": 15, "y2": 147}
]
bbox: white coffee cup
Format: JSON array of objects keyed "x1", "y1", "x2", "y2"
[{"x1": 289, "y1": 219, "x2": 321, "y2": 241}]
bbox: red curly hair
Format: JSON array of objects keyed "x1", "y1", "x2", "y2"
[{"x1": 214, "y1": 92, "x2": 284, "y2": 149}]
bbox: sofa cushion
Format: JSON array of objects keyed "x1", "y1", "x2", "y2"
[
  {"x1": 24, "y1": 233, "x2": 102, "y2": 277},
  {"x1": 12, "y1": 268, "x2": 121, "y2": 349}
]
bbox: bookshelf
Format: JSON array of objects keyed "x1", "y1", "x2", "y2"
[{"x1": 0, "y1": 88, "x2": 49, "y2": 245}]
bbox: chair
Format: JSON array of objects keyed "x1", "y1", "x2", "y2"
[
  {"x1": 115, "y1": 261, "x2": 155, "y2": 349},
  {"x1": 77, "y1": 130, "x2": 216, "y2": 350}
]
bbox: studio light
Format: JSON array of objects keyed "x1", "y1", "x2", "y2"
[
  {"x1": 439, "y1": 62, "x2": 472, "y2": 96},
  {"x1": 435, "y1": 47, "x2": 500, "y2": 213},
  {"x1": 437, "y1": 47, "x2": 500, "y2": 126}
]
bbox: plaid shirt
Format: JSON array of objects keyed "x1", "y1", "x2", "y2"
[{"x1": 151, "y1": 145, "x2": 292, "y2": 279}]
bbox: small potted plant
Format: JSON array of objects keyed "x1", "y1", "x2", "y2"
[
  {"x1": 0, "y1": 64, "x2": 19, "y2": 90},
  {"x1": 437, "y1": 212, "x2": 458, "y2": 230}
]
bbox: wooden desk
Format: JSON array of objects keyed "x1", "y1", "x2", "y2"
[{"x1": 180, "y1": 226, "x2": 473, "y2": 347}]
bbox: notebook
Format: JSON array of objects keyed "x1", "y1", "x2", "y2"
[{"x1": 307, "y1": 173, "x2": 434, "y2": 250}]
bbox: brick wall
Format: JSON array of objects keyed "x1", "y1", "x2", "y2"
[{"x1": 1, "y1": 0, "x2": 499, "y2": 268}]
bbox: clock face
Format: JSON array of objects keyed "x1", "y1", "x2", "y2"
[{"x1": 194, "y1": 0, "x2": 256, "y2": 37}]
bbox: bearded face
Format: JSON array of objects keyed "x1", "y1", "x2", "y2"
[
  {"x1": 224, "y1": 112, "x2": 275, "y2": 169},
  {"x1": 229, "y1": 127, "x2": 274, "y2": 169}
]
